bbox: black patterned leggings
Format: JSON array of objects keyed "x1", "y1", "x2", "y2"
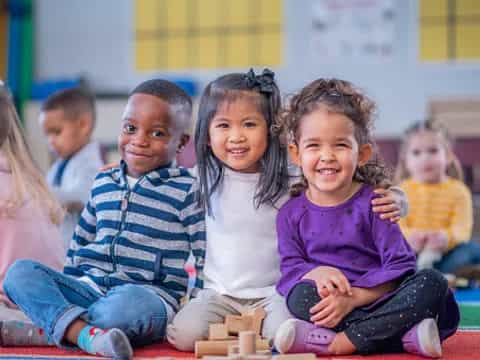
[{"x1": 286, "y1": 269, "x2": 452, "y2": 354}]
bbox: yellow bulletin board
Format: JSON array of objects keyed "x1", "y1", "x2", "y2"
[
  {"x1": 135, "y1": 0, "x2": 283, "y2": 70},
  {"x1": 419, "y1": 0, "x2": 480, "y2": 61},
  {"x1": 0, "y1": 8, "x2": 7, "y2": 79}
]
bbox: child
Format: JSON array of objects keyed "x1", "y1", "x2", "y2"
[
  {"x1": 2, "y1": 79, "x2": 205, "y2": 359},
  {"x1": 40, "y1": 87, "x2": 104, "y2": 250},
  {"x1": 273, "y1": 79, "x2": 459, "y2": 358},
  {"x1": 167, "y1": 69, "x2": 407, "y2": 351},
  {"x1": 396, "y1": 121, "x2": 480, "y2": 273},
  {"x1": 0, "y1": 86, "x2": 64, "y2": 324}
]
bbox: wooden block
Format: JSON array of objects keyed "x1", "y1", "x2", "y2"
[
  {"x1": 228, "y1": 344, "x2": 240, "y2": 356},
  {"x1": 273, "y1": 353, "x2": 317, "y2": 360},
  {"x1": 195, "y1": 339, "x2": 271, "y2": 358},
  {"x1": 246, "y1": 355, "x2": 272, "y2": 360},
  {"x1": 250, "y1": 308, "x2": 266, "y2": 335},
  {"x1": 209, "y1": 323, "x2": 232, "y2": 340},
  {"x1": 239, "y1": 331, "x2": 256, "y2": 356},
  {"x1": 225, "y1": 314, "x2": 253, "y2": 335}
]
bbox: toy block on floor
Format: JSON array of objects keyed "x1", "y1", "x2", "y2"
[
  {"x1": 209, "y1": 323, "x2": 236, "y2": 340},
  {"x1": 194, "y1": 338, "x2": 270, "y2": 358},
  {"x1": 242, "y1": 307, "x2": 266, "y2": 335},
  {"x1": 273, "y1": 354, "x2": 316, "y2": 360},
  {"x1": 225, "y1": 315, "x2": 253, "y2": 335},
  {"x1": 195, "y1": 331, "x2": 271, "y2": 358}
]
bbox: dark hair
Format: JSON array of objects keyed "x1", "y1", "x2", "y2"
[
  {"x1": 130, "y1": 79, "x2": 193, "y2": 132},
  {"x1": 281, "y1": 78, "x2": 391, "y2": 195},
  {"x1": 41, "y1": 86, "x2": 96, "y2": 124},
  {"x1": 395, "y1": 120, "x2": 463, "y2": 183},
  {"x1": 195, "y1": 69, "x2": 289, "y2": 215}
]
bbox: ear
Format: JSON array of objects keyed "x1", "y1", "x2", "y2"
[
  {"x1": 176, "y1": 134, "x2": 190, "y2": 154},
  {"x1": 358, "y1": 143, "x2": 373, "y2": 166},
  {"x1": 77, "y1": 113, "x2": 93, "y2": 134},
  {"x1": 288, "y1": 143, "x2": 301, "y2": 166}
]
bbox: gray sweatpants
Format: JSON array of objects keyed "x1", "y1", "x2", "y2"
[{"x1": 167, "y1": 289, "x2": 292, "y2": 351}]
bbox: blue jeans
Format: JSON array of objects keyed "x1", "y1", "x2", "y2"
[
  {"x1": 3, "y1": 260, "x2": 168, "y2": 348},
  {"x1": 434, "y1": 242, "x2": 480, "y2": 274}
]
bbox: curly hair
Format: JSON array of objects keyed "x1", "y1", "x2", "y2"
[{"x1": 280, "y1": 78, "x2": 391, "y2": 196}]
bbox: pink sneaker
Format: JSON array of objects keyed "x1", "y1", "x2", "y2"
[
  {"x1": 402, "y1": 318, "x2": 442, "y2": 358},
  {"x1": 274, "y1": 319, "x2": 336, "y2": 355}
]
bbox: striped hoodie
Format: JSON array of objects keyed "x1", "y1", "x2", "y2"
[{"x1": 64, "y1": 161, "x2": 205, "y2": 311}]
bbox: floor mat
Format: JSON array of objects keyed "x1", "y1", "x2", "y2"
[{"x1": 0, "y1": 331, "x2": 478, "y2": 359}]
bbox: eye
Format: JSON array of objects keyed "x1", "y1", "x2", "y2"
[
  {"x1": 427, "y1": 147, "x2": 439, "y2": 154},
  {"x1": 152, "y1": 130, "x2": 166, "y2": 138},
  {"x1": 412, "y1": 149, "x2": 421, "y2": 156},
  {"x1": 215, "y1": 122, "x2": 229, "y2": 129},
  {"x1": 244, "y1": 121, "x2": 257, "y2": 128},
  {"x1": 336, "y1": 142, "x2": 348, "y2": 148},
  {"x1": 305, "y1": 143, "x2": 318, "y2": 149},
  {"x1": 123, "y1": 124, "x2": 136, "y2": 134}
]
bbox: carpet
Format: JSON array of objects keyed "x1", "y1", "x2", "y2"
[{"x1": 0, "y1": 331, "x2": 479, "y2": 359}]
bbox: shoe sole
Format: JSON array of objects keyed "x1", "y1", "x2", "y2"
[
  {"x1": 111, "y1": 329, "x2": 134, "y2": 360},
  {"x1": 274, "y1": 319, "x2": 297, "y2": 354},
  {"x1": 417, "y1": 318, "x2": 442, "y2": 358}
]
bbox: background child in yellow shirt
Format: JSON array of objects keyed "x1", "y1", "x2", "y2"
[{"x1": 396, "y1": 121, "x2": 480, "y2": 275}]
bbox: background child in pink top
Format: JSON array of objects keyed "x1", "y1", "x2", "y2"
[{"x1": 0, "y1": 85, "x2": 64, "y2": 323}]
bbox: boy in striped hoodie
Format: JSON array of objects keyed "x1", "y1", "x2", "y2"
[{"x1": 2, "y1": 79, "x2": 205, "y2": 360}]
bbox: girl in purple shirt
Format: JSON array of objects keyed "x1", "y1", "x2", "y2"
[{"x1": 274, "y1": 79, "x2": 459, "y2": 358}]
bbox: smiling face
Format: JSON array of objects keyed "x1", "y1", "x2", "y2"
[
  {"x1": 404, "y1": 130, "x2": 449, "y2": 184},
  {"x1": 289, "y1": 107, "x2": 372, "y2": 206},
  {"x1": 208, "y1": 97, "x2": 268, "y2": 173},
  {"x1": 118, "y1": 93, "x2": 188, "y2": 178}
]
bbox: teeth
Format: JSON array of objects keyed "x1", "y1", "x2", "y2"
[
  {"x1": 318, "y1": 169, "x2": 337, "y2": 174},
  {"x1": 229, "y1": 149, "x2": 247, "y2": 154}
]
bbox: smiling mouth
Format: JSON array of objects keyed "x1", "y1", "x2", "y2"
[
  {"x1": 228, "y1": 148, "x2": 249, "y2": 155},
  {"x1": 316, "y1": 168, "x2": 339, "y2": 175},
  {"x1": 127, "y1": 151, "x2": 150, "y2": 158}
]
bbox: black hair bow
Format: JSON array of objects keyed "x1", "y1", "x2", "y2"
[{"x1": 245, "y1": 68, "x2": 275, "y2": 95}]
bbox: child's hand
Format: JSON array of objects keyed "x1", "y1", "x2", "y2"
[
  {"x1": 372, "y1": 188, "x2": 402, "y2": 222},
  {"x1": 302, "y1": 266, "x2": 352, "y2": 296},
  {"x1": 309, "y1": 293, "x2": 354, "y2": 328},
  {"x1": 408, "y1": 231, "x2": 427, "y2": 252},
  {"x1": 425, "y1": 231, "x2": 449, "y2": 251},
  {"x1": 99, "y1": 162, "x2": 119, "y2": 171}
]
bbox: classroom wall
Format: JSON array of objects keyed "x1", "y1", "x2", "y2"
[{"x1": 32, "y1": 0, "x2": 480, "y2": 137}]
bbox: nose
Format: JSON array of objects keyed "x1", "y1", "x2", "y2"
[
  {"x1": 228, "y1": 127, "x2": 246, "y2": 143},
  {"x1": 131, "y1": 131, "x2": 148, "y2": 147},
  {"x1": 319, "y1": 147, "x2": 335, "y2": 162}
]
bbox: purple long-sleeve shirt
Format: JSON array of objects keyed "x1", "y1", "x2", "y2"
[
  {"x1": 276, "y1": 185, "x2": 459, "y2": 340},
  {"x1": 276, "y1": 185, "x2": 416, "y2": 296}
]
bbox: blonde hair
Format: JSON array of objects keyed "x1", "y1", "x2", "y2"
[
  {"x1": 394, "y1": 120, "x2": 464, "y2": 184},
  {"x1": 0, "y1": 87, "x2": 63, "y2": 224}
]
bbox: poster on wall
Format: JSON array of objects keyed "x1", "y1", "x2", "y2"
[{"x1": 310, "y1": 0, "x2": 396, "y2": 62}]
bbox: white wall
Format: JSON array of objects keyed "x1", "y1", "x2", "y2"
[{"x1": 33, "y1": 0, "x2": 480, "y2": 136}]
